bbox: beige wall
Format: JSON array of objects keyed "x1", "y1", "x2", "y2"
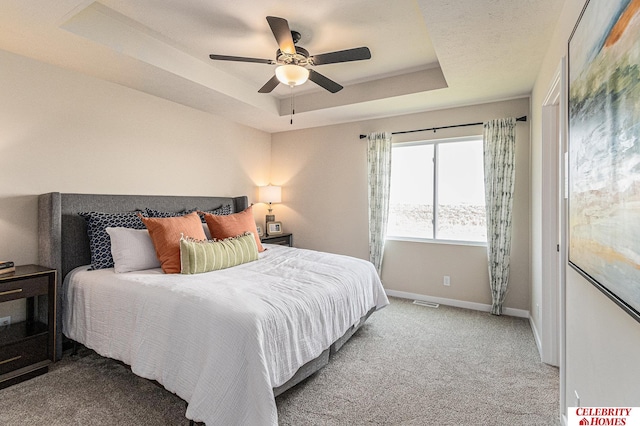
[
  {"x1": 272, "y1": 97, "x2": 530, "y2": 311},
  {"x1": 0, "y1": 49, "x2": 271, "y2": 267},
  {"x1": 531, "y1": 0, "x2": 640, "y2": 413},
  {"x1": 269, "y1": 121, "x2": 370, "y2": 259}
]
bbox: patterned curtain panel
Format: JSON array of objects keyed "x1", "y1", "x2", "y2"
[
  {"x1": 483, "y1": 117, "x2": 516, "y2": 315},
  {"x1": 367, "y1": 132, "x2": 392, "y2": 276}
]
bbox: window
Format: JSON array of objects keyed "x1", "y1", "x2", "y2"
[{"x1": 387, "y1": 136, "x2": 487, "y2": 244}]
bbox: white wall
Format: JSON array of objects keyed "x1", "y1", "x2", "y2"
[
  {"x1": 565, "y1": 268, "x2": 640, "y2": 405},
  {"x1": 271, "y1": 98, "x2": 530, "y2": 311},
  {"x1": 0, "y1": 49, "x2": 271, "y2": 318},
  {"x1": 531, "y1": 0, "x2": 640, "y2": 412}
]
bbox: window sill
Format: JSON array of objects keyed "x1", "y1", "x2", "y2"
[{"x1": 385, "y1": 235, "x2": 487, "y2": 247}]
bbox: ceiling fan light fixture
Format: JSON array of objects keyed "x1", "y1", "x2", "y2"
[
  {"x1": 275, "y1": 64, "x2": 309, "y2": 87},
  {"x1": 209, "y1": 16, "x2": 370, "y2": 94}
]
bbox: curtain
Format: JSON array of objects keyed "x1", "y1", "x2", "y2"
[
  {"x1": 483, "y1": 118, "x2": 516, "y2": 315},
  {"x1": 367, "y1": 132, "x2": 392, "y2": 276}
]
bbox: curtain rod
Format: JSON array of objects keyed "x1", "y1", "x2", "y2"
[{"x1": 359, "y1": 115, "x2": 527, "y2": 139}]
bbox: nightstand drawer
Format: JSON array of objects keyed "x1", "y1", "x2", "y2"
[
  {"x1": 0, "y1": 334, "x2": 48, "y2": 375},
  {"x1": 0, "y1": 276, "x2": 49, "y2": 303},
  {"x1": 260, "y1": 233, "x2": 293, "y2": 247},
  {"x1": 267, "y1": 237, "x2": 290, "y2": 245},
  {"x1": 0, "y1": 266, "x2": 56, "y2": 389}
]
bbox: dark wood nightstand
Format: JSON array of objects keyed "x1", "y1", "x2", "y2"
[
  {"x1": 261, "y1": 233, "x2": 293, "y2": 247},
  {"x1": 0, "y1": 265, "x2": 56, "y2": 389}
]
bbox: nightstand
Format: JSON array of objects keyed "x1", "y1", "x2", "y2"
[
  {"x1": 0, "y1": 265, "x2": 56, "y2": 389},
  {"x1": 261, "y1": 233, "x2": 293, "y2": 247}
]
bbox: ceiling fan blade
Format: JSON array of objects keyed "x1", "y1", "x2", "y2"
[
  {"x1": 266, "y1": 16, "x2": 295, "y2": 55},
  {"x1": 310, "y1": 47, "x2": 371, "y2": 66},
  {"x1": 258, "y1": 75, "x2": 280, "y2": 93},
  {"x1": 308, "y1": 70, "x2": 343, "y2": 93},
  {"x1": 209, "y1": 54, "x2": 275, "y2": 65}
]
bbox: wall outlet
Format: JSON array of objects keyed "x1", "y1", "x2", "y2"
[
  {"x1": 443, "y1": 275, "x2": 450, "y2": 286},
  {"x1": 0, "y1": 316, "x2": 10, "y2": 326}
]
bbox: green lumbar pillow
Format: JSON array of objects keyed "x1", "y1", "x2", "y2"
[{"x1": 180, "y1": 232, "x2": 258, "y2": 274}]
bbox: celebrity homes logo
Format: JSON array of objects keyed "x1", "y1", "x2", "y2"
[{"x1": 568, "y1": 407, "x2": 640, "y2": 425}]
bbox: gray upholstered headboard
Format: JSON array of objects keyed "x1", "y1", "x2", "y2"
[{"x1": 37, "y1": 192, "x2": 249, "y2": 359}]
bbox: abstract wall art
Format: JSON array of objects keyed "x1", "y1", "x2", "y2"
[{"x1": 569, "y1": 0, "x2": 640, "y2": 322}]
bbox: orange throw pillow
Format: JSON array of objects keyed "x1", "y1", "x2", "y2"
[
  {"x1": 202, "y1": 206, "x2": 264, "y2": 252},
  {"x1": 140, "y1": 212, "x2": 206, "y2": 274}
]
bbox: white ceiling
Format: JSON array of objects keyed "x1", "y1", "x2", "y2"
[{"x1": 0, "y1": 0, "x2": 565, "y2": 133}]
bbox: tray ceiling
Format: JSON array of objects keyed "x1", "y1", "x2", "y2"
[{"x1": 0, "y1": 0, "x2": 565, "y2": 132}]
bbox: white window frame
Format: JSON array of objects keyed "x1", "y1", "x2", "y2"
[{"x1": 386, "y1": 135, "x2": 487, "y2": 247}]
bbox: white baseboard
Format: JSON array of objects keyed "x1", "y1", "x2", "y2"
[
  {"x1": 529, "y1": 315, "x2": 544, "y2": 360},
  {"x1": 385, "y1": 289, "x2": 530, "y2": 318}
]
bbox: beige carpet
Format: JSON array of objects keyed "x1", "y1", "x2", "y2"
[{"x1": 0, "y1": 297, "x2": 559, "y2": 425}]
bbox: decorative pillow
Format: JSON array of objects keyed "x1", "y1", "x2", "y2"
[
  {"x1": 203, "y1": 223, "x2": 212, "y2": 239},
  {"x1": 79, "y1": 211, "x2": 146, "y2": 270},
  {"x1": 197, "y1": 204, "x2": 233, "y2": 222},
  {"x1": 202, "y1": 206, "x2": 265, "y2": 252},
  {"x1": 180, "y1": 233, "x2": 259, "y2": 274},
  {"x1": 145, "y1": 208, "x2": 195, "y2": 218},
  {"x1": 140, "y1": 212, "x2": 207, "y2": 274},
  {"x1": 106, "y1": 227, "x2": 161, "y2": 273}
]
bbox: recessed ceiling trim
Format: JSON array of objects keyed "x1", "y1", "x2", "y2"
[
  {"x1": 281, "y1": 67, "x2": 448, "y2": 116},
  {"x1": 61, "y1": 2, "x2": 279, "y2": 115}
]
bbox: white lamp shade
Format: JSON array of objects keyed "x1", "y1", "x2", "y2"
[
  {"x1": 258, "y1": 185, "x2": 282, "y2": 204},
  {"x1": 275, "y1": 65, "x2": 309, "y2": 87}
]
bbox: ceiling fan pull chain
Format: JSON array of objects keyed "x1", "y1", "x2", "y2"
[{"x1": 290, "y1": 86, "x2": 294, "y2": 125}]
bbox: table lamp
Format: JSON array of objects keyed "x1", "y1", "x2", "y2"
[{"x1": 258, "y1": 185, "x2": 281, "y2": 225}]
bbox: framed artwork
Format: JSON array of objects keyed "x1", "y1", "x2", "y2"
[
  {"x1": 568, "y1": 0, "x2": 640, "y2": 323},
  {"x1": 267, "y1": 221, "x2": 283, "y2": 235},
  {"x1": 255, "y1": 225, "x2": 264, "y2": 237}
]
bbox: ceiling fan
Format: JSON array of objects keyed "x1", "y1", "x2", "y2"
[{"x1": 209, "y1": 16, "x2": 371, "y2": 94}]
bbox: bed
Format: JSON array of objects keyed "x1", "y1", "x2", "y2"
[{"x1": 37, "y1": 192, "x2": 388, "y2": 425}]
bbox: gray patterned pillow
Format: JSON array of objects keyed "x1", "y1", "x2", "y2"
[
  {"x1": 79, "y1": 211, "x2": 147, "y2": 270},
  {"x1": 145, "y1": 208, "x2": 195, "y2": 218},
  {"x1": 197, "y1": 204, "x2": 232, "y2": 222},
  {"x1": 145, "y1": 206, "x2": 230, "y2": 222}
]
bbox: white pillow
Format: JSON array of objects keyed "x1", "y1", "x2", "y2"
[{"x1": 106, "y1": 227, "x2": 161, "y2": 273}]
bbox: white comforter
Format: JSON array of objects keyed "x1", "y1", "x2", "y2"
[{"x1": 63, "y1": 245, "x2": 388, "y2": 425}]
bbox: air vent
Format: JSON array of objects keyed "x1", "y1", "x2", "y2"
[{"x1": 413, "y1": 300, "x2": 439, "y2": 308}]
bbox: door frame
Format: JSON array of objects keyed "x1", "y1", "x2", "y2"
[
  {"x1": 541, "y1": 70, "x2": 561, "y2": 366},
  {"x1": 540, "y1": 58, "x2": 567, "y2": 420}
]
